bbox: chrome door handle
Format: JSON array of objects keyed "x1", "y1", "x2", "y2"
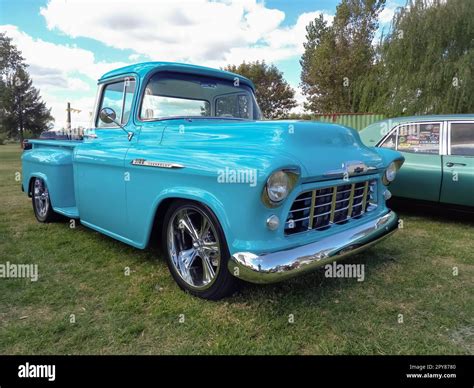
[{"x1": 446, "y1": 162, "x2": 466, "y2": 167}]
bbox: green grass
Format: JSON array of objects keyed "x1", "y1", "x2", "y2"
[{"x1": 0, "y1": 143, "x2": 473, "y2": 355}]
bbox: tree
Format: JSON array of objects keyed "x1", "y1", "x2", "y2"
[
  {"x1": 0, "y1": 33, "x2": 53, "y2": 141},
  {"x1": 224, "y1": 61, "x2": 297, "y2": 119},
  {"x1": 2, "y1": 67, "x2": 54, "y2": 140},
  {"x1": 358, "y1": 0, "x2": 474, "y2": 115},
  {"x1": 300, "y1": 0, "x2": 385, "y2": 113},
  {"x1": 0, "y1": 32, "x2": 25, "y2": 78}
]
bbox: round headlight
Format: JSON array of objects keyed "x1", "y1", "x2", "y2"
[
  {"x1": 384, "y1": 162, "x2": 397, "y2": 184},
  {"x1": 266, "y1": 171, "x2": 290, "y2": 203}
]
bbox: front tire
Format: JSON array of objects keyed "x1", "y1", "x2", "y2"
[
  {"x1": 162, "y1": 200, "x2": 238, "y2": 300},
  {"x1": 32, "y1": 178, "x2": 56, "y2": 223}
]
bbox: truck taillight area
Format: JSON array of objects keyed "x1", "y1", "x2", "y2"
[{"x1": 22, "y1": 139, "x2": 32, "y2": 151}]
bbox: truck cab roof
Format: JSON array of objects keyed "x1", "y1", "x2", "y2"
[{"x1": 98, "y1": 61, "x2": 256, "y2": 91}]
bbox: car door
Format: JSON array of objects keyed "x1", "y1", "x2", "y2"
[
  {"x1": 379, "y1": 121, "x2": 443, "y2": 201},
  {"x1": 74, "y1": 76, "x2": 137, "y2": 239},
  {"x1": 440, "y1": 121, "x2": 474, "y2": 206}
]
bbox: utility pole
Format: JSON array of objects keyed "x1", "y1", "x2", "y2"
[
  {"x1": 65, "y1": 102, "x2": 81, "y2": 137},
  {"x1": 66, "y1": 102, "x2": 71, "y2": 132}
]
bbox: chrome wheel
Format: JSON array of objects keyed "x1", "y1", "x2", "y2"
[
  {"x1": 167, "y1": 206, "x2": 221, "y2": 290},
  {"x1": 33, "y1": 178, "x2": 50, "y2": 218}
]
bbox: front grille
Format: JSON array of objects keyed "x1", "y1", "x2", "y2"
[{"x1": 285, "y1": 180, "x2": 377, "y2": 235}]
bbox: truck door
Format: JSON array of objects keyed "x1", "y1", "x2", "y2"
[
  {"x1": 74, "y1": 77, "x2": 137, "y2": 239},
  {"x1": 440, "y1": 121, "x2": 474, "y2": 206}
]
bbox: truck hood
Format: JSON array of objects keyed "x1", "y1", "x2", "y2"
[{"x1": 159, "y1": 119, "x2": 386, "y2": 181}]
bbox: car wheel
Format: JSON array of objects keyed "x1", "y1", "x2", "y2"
[
  {"x1": 32, "y1": 178, "x2": 56, "y2": 223},
  {"x1": 162, "y1": 200, "x2": 239, "y2": 300}
]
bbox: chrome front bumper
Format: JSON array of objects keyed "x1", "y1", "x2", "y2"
[{"x1": 228, "y1": 211, "x2": 399, "y2": 284}]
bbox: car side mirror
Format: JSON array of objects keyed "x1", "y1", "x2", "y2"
[
  {"x1": 98, "y1": 107, "x2": 134, "y2": 141},
  {"x1": 99, "y1": 107, "x2": 117, "y2": 124}
]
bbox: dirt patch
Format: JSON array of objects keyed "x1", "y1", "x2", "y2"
[{"x1": 449, "y1": 325, "x2": 474, "y2": 354}]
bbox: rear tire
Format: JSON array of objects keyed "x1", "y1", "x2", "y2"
[
  {"x1": 32, "y1": 178, "x2": 57, "y2": 223},
  {"x1": 162, "y1": 200, "x2": 239, "y2": 300}
]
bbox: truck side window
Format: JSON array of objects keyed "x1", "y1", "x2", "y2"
[
  {"x1": 97, "y1": 78, "x2": 136, "y2": 128},
  {"x1": 451, "y1": 122, "x2": 474, "y2": 156},
  {"x1": 397, "y1": 123, "x2": 440, "y2": 154}
]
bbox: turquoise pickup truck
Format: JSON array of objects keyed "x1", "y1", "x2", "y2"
[{"x1": 22, "y1": 62, "x2": 404, "y2": 299}]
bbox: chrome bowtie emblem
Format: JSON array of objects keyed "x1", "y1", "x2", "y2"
[
  {"x1": 344, "y1": 161, "x2": 368, "y2": 175},
  {"x1": 324, "y1": 160, "x2": 374, "y2": 178}
]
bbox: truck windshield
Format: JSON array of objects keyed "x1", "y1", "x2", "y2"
[{"x1": 140, "y1": 72, "x2": 261, "y2": 121}]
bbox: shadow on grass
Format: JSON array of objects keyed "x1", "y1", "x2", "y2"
[
  {"x1": 51, "y1": 199, "x2": 465, "y2": 306},
  {"x1": 388, "y1": 198, "x2": 474, "y2": 226},
  {"x1": 237, "y1": 201, "x2": 473, "y2": 307},
  {"x1": 53, "y1": 210, "x2": 405, "y2": 306},
  {"x1": 237, "y1": 241, "x2": 405, "y2": 303}
]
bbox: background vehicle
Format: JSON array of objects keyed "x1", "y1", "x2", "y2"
[
  {"x1": 360, "y1": 115, "x2": 474, "y2": 208},
  {"x1": 22, "y1": 62, "x2": 404, "y2": 299},
  {"x1": 39, "y1": 130, "x2": 83, "y2": 141}
]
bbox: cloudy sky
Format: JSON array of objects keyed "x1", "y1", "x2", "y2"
[{"x1": 0, "y1": 0, "x2": 403, "y2": 128}]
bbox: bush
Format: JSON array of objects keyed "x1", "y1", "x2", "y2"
[
  {"x1": 0, "y1": 133, "x2": 7, "y2": 145},
  {"x1": 23, "y1": 130, "x2": 34, "y2": 139}
]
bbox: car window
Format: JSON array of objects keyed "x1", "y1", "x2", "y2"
[
  {"x1": 140, "y1": 72, "x2": 260, "y2": 120},
  {"x1": 142, "y1": 95, "x2": 210, "y2": 119},
  {"x1": 397, "y1": 123, "x2": 440, "y2": 154},
  {"x1": 215, "y1": 94, "x2": 251, "y2": 119},
  {"x1": 450, "y1": 122, "x2": 474, "y2": 156},
  {"x1": 380, "y1": 128, "x2": 397, "y2": 150},
  {"x1": 97, "y1": 78, "x2": 136, "y2": 128}
]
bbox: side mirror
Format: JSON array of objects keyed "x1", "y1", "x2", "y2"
[
  {"x1": 99, "y1": 107, "x2": 117, "y2": 124},
  {"x1": 98, "y1": 107, "x2": 134, "y2": 141}
]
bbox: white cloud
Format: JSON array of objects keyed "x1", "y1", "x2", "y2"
[
  {"x1": 128, "y1": 53, "x2": 141, "y2": 61},
  {"x1": 66, "y1": 78, "x2": 91, "y2": 92},
  {"x1": 266, "y1": 11, "x2": 334, "y2": 52},
  {"x1": 0, "y1": 24, "x2": 129, "y2": 128},
  {"x1": 0, "y1": 25, "x2": 126, "y2": 82},
  {"x1": 379, "y1": 1, "x2": 400, "y2": 24},
  {"x1": 40, "y1": 0, "x2": 332, "y2": 67},
  {"x1": 291, "y1": 86, "x2": 307, "y2": 114},
  {"x1": 0, "y1": 25, "x2": 122, "y2": 86},
  {"x1": 2, "y1": 1, "x2": 337, "y2": 125},
  {"x1": 37, "y1": 0, "x2": 335, "y2": 117},
  {"x1": 42, "y1": 93, "x2": 96, "y2": 129}
]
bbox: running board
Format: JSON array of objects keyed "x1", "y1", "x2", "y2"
[{"x1": 53, "y1": 206, "x2": 79, "y2": 219}]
